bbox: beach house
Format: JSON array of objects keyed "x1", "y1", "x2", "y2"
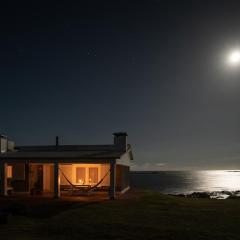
[{"x1": 0, "y1": 132, "x2": 133, "y2": 199}]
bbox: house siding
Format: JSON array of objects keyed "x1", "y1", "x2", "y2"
[
  {"x1": 11, "y1": 163, "x2": 29, "y2": 192},
  {"x1": 116, "y1": 165, "x2": 130, "y2": 192}
]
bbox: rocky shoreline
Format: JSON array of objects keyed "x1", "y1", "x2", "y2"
[{"x1": 169, "y1": 191, "x2": 240, "y2": 199}]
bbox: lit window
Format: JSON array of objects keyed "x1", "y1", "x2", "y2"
[
  {"x1": 89, "y1": 167, "x2": 98, "y2": 184},
  {"x1": 76, "y1": 167, "x2": 86, "y2": 184},
  {"x1": 7, "y1": 166, "x2": 12, "y2": 178}
]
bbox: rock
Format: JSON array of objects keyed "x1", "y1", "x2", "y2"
[
  {"x1": 221, "y1": 191, "x2": 233, "y2": 196},
  {"x1": 176, "y1": 194, "x2": 186, "y2": 197},
  {"x1": 228, "y1": 195, "x2": 240, "y2": 199},
  {"x1": 168, "y1": 193, "x2": 186, "y2": 198},
  {"x1": 189, "y1": 192, "x2": 210, "y2": 198}
]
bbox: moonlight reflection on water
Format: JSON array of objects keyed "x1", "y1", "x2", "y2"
[{"x1": 130, "y1": 170, "x2": 240, "y2": 195}]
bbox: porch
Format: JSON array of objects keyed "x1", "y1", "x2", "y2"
[{"x1": 0, "y1": 160, "x2": 129, "y2": 199}]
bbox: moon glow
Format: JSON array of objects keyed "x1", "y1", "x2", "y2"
[{"x1": 228, "y1": 50, "x2": 240, "y2": 66}]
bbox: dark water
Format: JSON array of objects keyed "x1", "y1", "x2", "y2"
[{"x1": 130, "y1": 171, "x2": 240, "y2": 195}]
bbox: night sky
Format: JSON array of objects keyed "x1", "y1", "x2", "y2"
[{"x1": 1, "y1": 0, "x2": 240, "y2": 170}]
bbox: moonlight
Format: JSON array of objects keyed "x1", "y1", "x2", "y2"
[{"x1": 227, "y1": 50, "x2": 240, "y2": 66}]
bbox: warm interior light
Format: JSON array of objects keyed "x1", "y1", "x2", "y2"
[{"x1": 7, "y1": 166, "x2": 12, "y2": 178}]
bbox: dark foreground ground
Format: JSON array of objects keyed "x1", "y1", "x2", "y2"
[{"x1": 0, "y1": 190, "x2": 240, "y2": 240}]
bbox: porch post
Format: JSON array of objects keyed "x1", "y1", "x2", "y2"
[
  {"x1": 0, "y1": 162, "x2": 8, "y2": 196},
  {"x1": 53, "y1": 162, "x2": 60, "y2": 198},
  {"x1": 109, "y1": 159, "x2": 116, "y2": 200},
  {"x1": 25, "y1": 163, "x2": 29, "y2": 193}
]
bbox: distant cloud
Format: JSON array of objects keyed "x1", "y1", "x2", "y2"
[
  {"x1": 131, "y1": 162, "x2": 166, "y2": 171},
  {"x1": 155, "y1": 163, "x2": 166, "y2": 167}
]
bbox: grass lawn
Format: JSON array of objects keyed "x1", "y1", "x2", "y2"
[{"x1": 1, "y1": 190, "x2": 240, "y2": 240}]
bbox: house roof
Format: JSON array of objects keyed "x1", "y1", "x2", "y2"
[
  {"x1": 0, "y1": 144, "x2": 133, "y2": 160},
  {"x1": 15, "y1": 144, "x2": 117, "y2": 152},
  {"x1": 0, "y1": 150, "x2": 123, "y2": 160},
  {"x1": 0, "y1": 135, "x2": 7, "y2": 139}
]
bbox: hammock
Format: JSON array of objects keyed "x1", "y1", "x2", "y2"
[{"x1": 59, "y1": 168, "x2": 110, "y2": 194}]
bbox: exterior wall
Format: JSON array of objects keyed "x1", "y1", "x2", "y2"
[
  {"x1": 0, "y1": 137, "x2": 15, "y2": 153},
  {"x1": 0, "y1": 138, "x2": 7, "y2": 153},
  {"x1": 116, "y1": 151, "x2": 131, "y2": 167},
  {"x1": 12, "y1": 163, "x2": 25, "y2": 180},
  {"x1": 11, "y1": 163, "x2": 28, "y2": 192},
  {"x1": 115, "y1": 149, "x2": 131, "y2": 192},
  {"x1": 116, "y1": 165, "x2": 130, "y2": 192},
  {"x1": 7, "y1": 141, "x2": 15, "y2": 151}
]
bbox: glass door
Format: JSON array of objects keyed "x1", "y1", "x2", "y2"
[
  {"x1": 89, "y1": 167, "x2": 98, "y2": 185},
  {"x1": 76, "y1": 167, "x2": 86, "y2": 185}
]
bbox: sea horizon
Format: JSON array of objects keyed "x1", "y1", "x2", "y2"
[
  {"x1": 130, "y1": 169, "x2": 240, "y2": 172},
  {"x1": 130, "y1": 170, "x2": 240, "y2": 198}
]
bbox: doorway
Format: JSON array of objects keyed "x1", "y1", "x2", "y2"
[
  {"x1": 29, "y1": 164, "x2": 43, "y2": 194},
  {"x1": 29, "y1": 164, "x2": 54, "y2": 195}
]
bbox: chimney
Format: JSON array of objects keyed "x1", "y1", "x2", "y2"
[
  {"x1": 113, "y1": 132, "x2": 128, "y2": 152},
  {"x1": 0, "y1": 135, "x2": 8, "y2": 153},
  {"x1": 56, "y1": 136, "x2": 59, "y2": 148},
  {"x1": 7, "y1": 140, "x2": 15, "y2": 152}
]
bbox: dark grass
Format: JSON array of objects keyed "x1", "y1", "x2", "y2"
[{"x1": 1, "y1": 190, "x2": 240, "y2": 239}]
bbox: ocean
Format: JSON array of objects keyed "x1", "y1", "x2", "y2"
[{"x1": 130, "y1": 170, "x2": 240, "y2": 198}]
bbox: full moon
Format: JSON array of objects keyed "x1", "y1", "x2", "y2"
[{"x1": 228, "y1": 50, "x2": 240, "y2": 66}]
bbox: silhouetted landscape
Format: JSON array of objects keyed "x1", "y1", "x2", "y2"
[
  {"x1": 1, "y1": 190, "x2": 240, "y2": 239},
  {"x1": 1, "y1": 0, "x2": 240, "y2": 239}
]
